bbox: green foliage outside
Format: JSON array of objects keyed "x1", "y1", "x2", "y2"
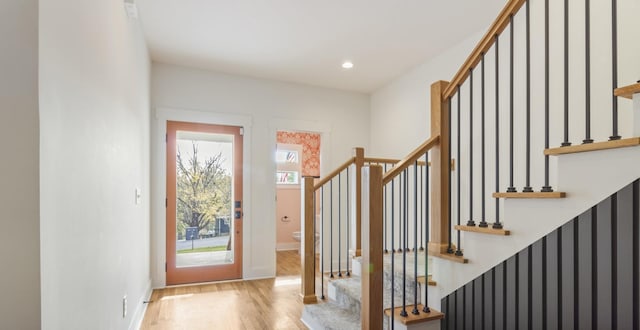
[{"x1": 176, "y1": 141, "x2": 232, "y2": 235}]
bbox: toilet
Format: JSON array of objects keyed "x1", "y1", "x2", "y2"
[{"x1": 292, "y1": 231, "x2": 320, "y2": 254}]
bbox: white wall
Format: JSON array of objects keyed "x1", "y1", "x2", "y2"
[
  {"x1": 151, "y1": 63, "x2": 370, "y2": 285},
  {"x1": 0, "y1": 1, "x2": 40, "y2": 329},
  {"x1": 39, "y1": 0, "x2": 151, "y2": 328},
  {"x1": 370, "y1": 31, "x2": 483, "y2": 158}
]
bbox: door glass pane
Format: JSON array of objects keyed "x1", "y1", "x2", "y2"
[{"x1": 175, "y1": 131, "x2": 234, "y2": 268}]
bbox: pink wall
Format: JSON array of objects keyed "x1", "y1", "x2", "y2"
[{"x1": 275, "y1": 188, "x2": 302, "y2": 247}]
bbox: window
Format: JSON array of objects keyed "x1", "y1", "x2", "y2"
[
  {"x1": 276, "y1": 148, "x2": 300, "y2": 185},
  {"x1": 276, "y1": 150, "x2": 299, "y2": 164},
  {"x1": 276, "y1": 171, "x2": 299, "y2": 185}
]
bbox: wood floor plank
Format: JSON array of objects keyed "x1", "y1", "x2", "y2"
[{"x1": 141, "y1": 250, "x2": 307, "y2": 329}]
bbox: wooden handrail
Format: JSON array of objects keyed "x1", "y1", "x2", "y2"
[
  {"x1": 313, "y1": 157, "x2": 355, "y2": 190},
  {"x1": 442, "y1": 0, "x2": 526, "y2": 99},
  {"x1": 364, "y1": 157, "x2": 429, "y2": 167},
  {"x1": 382, "y1": 135, "x2": 440, "y2": 185}
]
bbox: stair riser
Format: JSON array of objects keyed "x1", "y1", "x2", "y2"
[
  {"x1": 327, "y1": 280, "x2": 361, "y2": 315},
  {"x1": 328, "y1": 279, "x2": 423, "y2": 318},
  {"x1": 353, "y1": 257, "x2": 424, "y2": 296}
]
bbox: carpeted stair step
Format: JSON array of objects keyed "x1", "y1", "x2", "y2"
[
  {"x1": 327, "y1": 276, "x2": 361, "y2": 315},
  {"x1": 302, "y1": 302, "x2": 360, "y2": 330},
  {"x1": 328, "y1": 275, "x2": 422, "y2": 313}
]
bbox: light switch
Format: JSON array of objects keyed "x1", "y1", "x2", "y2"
[{"x1": 135, "y1": 188, "x2": 141, "y2": 205}]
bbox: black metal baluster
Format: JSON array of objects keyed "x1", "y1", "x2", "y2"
[
  {"x1": 399, "y1": 171, "x2": 404, "y2": 253},
  {"x1": 611, "y1": 194, "x2": 618, "y2": 330},
  {"x1": 542, "y1": 236, "x2": 548, "y2": 328},
  {"x1": 583, "y1": 0, "x2": 594, "y2": 144},
  {"x1": 413, "y1": 162, "x2": 420, "y2": 315},
  {"x1": 391, "y1": 177, "x2": 396, "y2": 328},
  {"x1": 456, "y1": 86, "x2": 463, "y2": 256},
  {"x1": 562, "y1": 0, "x2": 572, "y2": 147},
  {"x1": 633, "y1": 180, "x2": 639, "y2": 330},
  {"x1": 494, "y1": 35, "x2": 503, "y2": 230},
  {"x1": 480, "y1": 53, "x2": 488, "y2": 227},
  {"x1": 523, "y1": 0, "x2": 533, "y2": 193},
  {"x1": 313, "y1": 189, "x2": 317, "y2": 292},
  {"x1": 330, "y1": 179, "x2": 334, "y2": 278},
  {"x1": 321, "y1": 186, "x2": 325, "y2": 299},
  {"x1": 448, "y1": 96, "x2": 454, "y2": 254},
  {"x1": 468, "y1": 68, "x2": 476, "y2": 226},
  {"x1": 542, "y1": 0, "x2": 554, "y2": 192},
  {"x1": 420, "y1": 160, "x2": 429, "y2": 251},
  {"x1": 346, "y1": 167, "x2": 350, "y2": 276},
  {"x1": 419, "y1": 163, "x2": 424, "y2": 251},
  {"x1": 392, "y1": 172, "x2": 397, "y2": 253},
  {"x1": 423, "y1": 151, "x2": 431, "y2": 313},
  {"x1": 401, "y1": 169, "x2": 409, "y2": 317},
  {"x1": 384, "y1": 163, "x2": 389, "y2": 254},
  {"x1": 610, "y1": 0, "x2": 621, "y2": 140},
  {"x1": 338, "y1": 173, "x2": 342, "y2": 277},
  {"x1": 507, "y1": 14, "x2": 517, "y2": 193}
]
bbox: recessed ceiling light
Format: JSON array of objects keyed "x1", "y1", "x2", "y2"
[{"x1": 342, "y1": 61, "x2": 354, "y2": 69}]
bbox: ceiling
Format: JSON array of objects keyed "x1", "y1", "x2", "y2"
[{"x1": 135, "y1": 0, "x2": 507, "y2": 93}]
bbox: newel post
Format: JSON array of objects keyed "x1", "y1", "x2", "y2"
[
  {"x1": 428, "y1": 80, "x2": 451, "y2": 255},
  {"x1": 361, "y1": 165, "x2": 384, "y2": 330},
  {"x1": 300, "y1": 176, "x2": 317, "y2": 304},
  {"x1": 354, "y1": 147, "x2": 365, "y2": 257}
]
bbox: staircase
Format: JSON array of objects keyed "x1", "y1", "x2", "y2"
[
  {"x1": 299, "y1": 0, "x2": 639, "y2": 328},
  {"x1": 302, "y1": 253, "x2": 442, "y2": 330}
]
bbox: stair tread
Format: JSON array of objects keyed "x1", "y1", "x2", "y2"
[
  {"x1": 384, "y1": 305, "x2": 444, "y2": 325},
  {"x1": 544, "y1": 137, "x2": 640, "y2": 156},
  {"x1": 416, "y1": 275, "x2": 437, "y2": 286},
  {"x1": 614, "y1": 82, "x2": 640, "y2": 99},
  {"x1": 428, "y1": 251, "x2": 468, "y2": 264},
  {"x1": 492, "y1": 191, "x2": 566, "y2": 198},
  {"x1": 455, "y1": 224, "x2": 511, "y2": 235}
]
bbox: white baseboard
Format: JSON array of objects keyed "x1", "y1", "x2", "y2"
[
  {"x1": 301, "y1": 308, "x2": 322, "y2": 330},
  {"x1": 276, "y1": 242, "x2": 300, "y2": 251},
  {"x1": 129, "y1": 279, "x2": 152, "y2": 330}
]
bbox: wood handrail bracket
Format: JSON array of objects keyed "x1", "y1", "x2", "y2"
[{"x1": 443, "y1": 0, "x2": 526, "y2": 99}]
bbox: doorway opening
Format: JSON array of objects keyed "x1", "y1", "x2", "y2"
[{"x1": 275, "y1": 130, "x2": 321, "y2": 273}]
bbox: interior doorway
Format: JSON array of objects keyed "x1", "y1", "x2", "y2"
[
  {"x1": 274, "y1": 131, "x2": 321, "y2": 267},
  {"x1": 166, "y1": 121, "x2": 244, "y2": 285}
]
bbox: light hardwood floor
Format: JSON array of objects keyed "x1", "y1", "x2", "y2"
[{"x1": 141, "y1": 250, "x2": 307, "y2": 330}]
